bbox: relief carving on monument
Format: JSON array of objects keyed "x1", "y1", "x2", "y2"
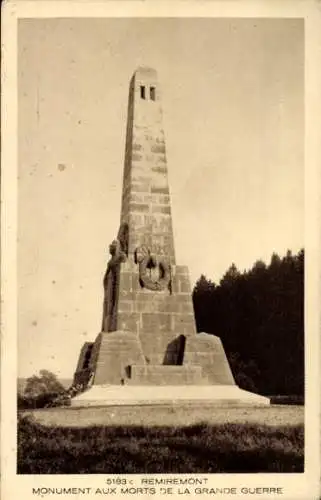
[
  {"x1": 106, "y1": 222, "x2": 129, "y2": 273},
  {"x1": 134, "y1": 244, "x2": 172, "y2": 292},
  {"x1": 101, "y1": 223, "x2": 129, "y2": 331}
]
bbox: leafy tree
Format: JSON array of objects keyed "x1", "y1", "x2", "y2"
[
  {"x1": 19, "y1": 370, "x2": 67, "y2": 409},
  {"x1": 24, "y1": 369, "x2": 65, "y2": 398}
]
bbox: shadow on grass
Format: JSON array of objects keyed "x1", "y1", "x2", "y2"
[{"x1": 17, "y1": 415, "x2": 304, "y2": 474}]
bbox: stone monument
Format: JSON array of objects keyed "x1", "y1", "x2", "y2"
[{"x1": 71, "y1": 67, "x2": 269, "y2": 406}]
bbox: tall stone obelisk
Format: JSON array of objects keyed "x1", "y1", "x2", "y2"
[
  {"x1": 72, "y1": 68, "x2": 269, "y2": 406},
  {"x1": 120, "y1": 67, "x2": 175, "y2": 262}
]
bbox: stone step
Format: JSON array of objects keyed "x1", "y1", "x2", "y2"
[
  {"x1": 127, "y1": 364, "x2": 203, "y2": 385},
  {"x1": 71, "y1": 384, "x2": 270, "y2": 407},
  {"x1": 144, "y1": 354, "x2": 164, "y2": 365}
]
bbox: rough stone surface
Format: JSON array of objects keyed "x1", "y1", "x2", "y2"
[
  {"x1": 92, "y1": 331, "x2": 146, "y2": 385},
  {"x1": 184, "y1": 333, "x2": 236, "y2": 386}
]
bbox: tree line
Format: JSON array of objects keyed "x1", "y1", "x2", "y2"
[{"x1": 192, "y1": 249, "x2": 304, "y2": 397}]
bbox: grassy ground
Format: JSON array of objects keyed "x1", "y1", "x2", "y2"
[
  {"x1": 18, "y1": 410, "x2": 304, "y2": 474},
  {"x1": 21, "y1": 404, "x2": 304, "y2": 428}
]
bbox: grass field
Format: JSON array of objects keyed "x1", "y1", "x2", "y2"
[
  {"x1": 21, "y1": 403, "x2": 304, "y2": 428},
  {"x1": 18, "y1": 406, "x2": 304, "y2": 474}
]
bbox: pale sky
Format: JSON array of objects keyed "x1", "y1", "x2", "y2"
[{"x1": 18, "y1": 18, "x2": 304, "y2": 378}]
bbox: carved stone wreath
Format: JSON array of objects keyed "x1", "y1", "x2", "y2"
[{"x1": 134, "y1": 245, "x2": 171, "y2": 292}]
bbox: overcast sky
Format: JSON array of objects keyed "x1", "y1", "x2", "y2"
[{"x1": 18, "y1": 18, "x2": 304, "y2": 378}]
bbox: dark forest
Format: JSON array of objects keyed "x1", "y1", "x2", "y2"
[{"x1": 192, "y1": 249, "x2": 304, "y2": 397}]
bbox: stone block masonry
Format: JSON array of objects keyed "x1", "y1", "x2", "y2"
[
  {"x1": 120, "y1": 67, "x2": 176, "y2": 264},
  {"x1": 73, "y1": 67, "x2": 234, "y2": 388},
  {"x1": 72, "y1": 67, "x2": 270, "y2": 405}
]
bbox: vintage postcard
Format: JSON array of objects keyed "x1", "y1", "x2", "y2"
[{"x1": 1, "y1": 1, "x2": 321, "y2": 499}]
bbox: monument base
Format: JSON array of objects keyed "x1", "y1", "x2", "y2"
[{"x1": 70, "y1": 384, "x2": 270, "y2": 407}]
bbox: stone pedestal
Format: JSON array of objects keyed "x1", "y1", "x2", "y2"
[{"x1": 73, "y1": 261, "x2": 239, "y2": 391}]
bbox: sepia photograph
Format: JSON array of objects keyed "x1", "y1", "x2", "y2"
[
  {"x1": 16, "y1": 15, "x2": 305, "y2": 473},
  {"x1": 1, "y1": 3, "x2": 321, "y2": 499}
]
